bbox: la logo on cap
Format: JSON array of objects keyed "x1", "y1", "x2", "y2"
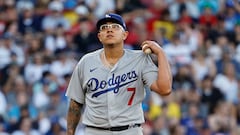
[{"x1": 105, "y1": 14, "x2": 111, "y2": 18}]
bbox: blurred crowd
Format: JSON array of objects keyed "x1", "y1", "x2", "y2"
[{"x1": 1, "y1": 0, "x2": 240, "y2": 135}]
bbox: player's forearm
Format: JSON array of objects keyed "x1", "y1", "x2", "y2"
[
  {"x1": 153, "y1": 50, "x2": 172, "y2": 96},
  {"x1": 67, "y1": 99, "x2": 83, "y2": 135}
]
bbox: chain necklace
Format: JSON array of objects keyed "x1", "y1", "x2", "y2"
[{"x1": 101, "y1": 51, "x2": 114, "y2": 69}]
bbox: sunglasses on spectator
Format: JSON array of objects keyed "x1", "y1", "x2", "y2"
[{"x1": 99, "y1": 23, "x2": 124, "y2": 31}]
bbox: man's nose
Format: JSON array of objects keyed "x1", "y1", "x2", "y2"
[{"x1": 106, "y1": 29, "x2": 113, "y2": 33}]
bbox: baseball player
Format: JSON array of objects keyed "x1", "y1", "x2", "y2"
[{"x1": 66, "y1": 13, "x2": 172, "y2": 135}]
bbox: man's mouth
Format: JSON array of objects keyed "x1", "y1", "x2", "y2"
[{"x1": 106, "y1": 35, "x2": 114, "y2": 38}]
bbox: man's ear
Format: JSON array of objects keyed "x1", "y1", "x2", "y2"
[
  {"x1": 97, "y1": 32, "x2": 102, "y2": 42},
  {"x1": 123, "y1": 31, "x2": 129, "y2": 40}
]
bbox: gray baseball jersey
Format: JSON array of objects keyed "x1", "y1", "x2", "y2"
[{"x1": 65, "y1": 48, "x2": 158, "y2": 127}]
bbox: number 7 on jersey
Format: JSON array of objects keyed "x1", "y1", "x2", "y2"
[{"x1": 127, "y1": 88, "x2": 136, "y2": 106}]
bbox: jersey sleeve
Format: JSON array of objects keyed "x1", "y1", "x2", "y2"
[
  {"x1": 65, "y1": 61, "x2": 85, "y2": 104},
  {"x1": 142, "y1": 55, "x2": 158, "y2": 88}
]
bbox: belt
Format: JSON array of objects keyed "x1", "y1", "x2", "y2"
[{"x1": 86, "y1": 123, "x2": 141, "y2": 131}]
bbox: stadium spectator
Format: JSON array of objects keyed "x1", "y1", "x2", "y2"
[
  {"x1": 24, "y1": 53, "x2": 49, "y2": 85},
  {"x1": 11, "y1": 116, "x2": 41, "y2": 135},
  {"x1": 42, "y1": 1, "x2": 70, "y2": 33},
  {"x1": 17, "y1": 1, "x2": 43, "y2": 34},
  {"x1": 72, "y1": 17, "x2": 99, "y2": 55},
  {"x1": 191, "y1": 47, "x2": 216, "y2": 87},
  {"x1": 213, "y1": 62, "x2": 239, "y2": 104},
  {"x1": 163, "y1": 32, "x2": 192, "y2": 68},
  {"x1": 200, "y1": 75, "x2": 224, "y2": 114}
]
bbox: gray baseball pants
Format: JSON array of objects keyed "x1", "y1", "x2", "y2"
[{"x1": 84, "y1": 126, "x2": 143, "y2": 135}]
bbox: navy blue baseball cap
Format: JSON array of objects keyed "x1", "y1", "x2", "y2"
[{"x1": 96, "y1": 13, "x2": 127, "y2": 31}]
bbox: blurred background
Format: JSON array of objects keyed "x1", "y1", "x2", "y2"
[{"x1": 0, "y1": 0, "x2": 240, "y2": 135}]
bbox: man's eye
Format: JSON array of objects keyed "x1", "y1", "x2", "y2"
[
  {"x1": 112, "y1": 24, "x2": 120, "y2": 29},
  {"x1": 101, "y1": 25, "x2": 109, "y2": 30}
]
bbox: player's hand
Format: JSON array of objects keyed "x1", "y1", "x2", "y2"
[{"x1": 141, "y1": 40, "x2": 163, "y2": 55}]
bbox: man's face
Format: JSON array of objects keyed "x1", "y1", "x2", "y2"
[{"x1": 97, "y1": 22, "x2": 128, "y2": 46}]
